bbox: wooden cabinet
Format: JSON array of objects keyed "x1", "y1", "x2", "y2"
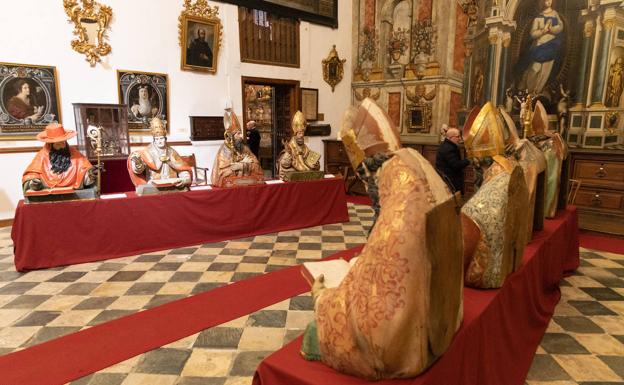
[
  {"x1": 569, "y1": 149, "x2": 624, "y2": 235},
  {"x1": 323, "y1": 140, "x2": 366, "y2": 195}
]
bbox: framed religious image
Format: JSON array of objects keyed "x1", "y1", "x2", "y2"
[
  {"x1": 179, "y1": 0, "x2": 222, "y2": 73},
  {"x1": 300, "y1": 88, "x2": 318, "y2": 121},
  {"x1": 117, "y1": 70, "x2": 169, "y2": 134},
  {"x1": 0, "y1": 62, "x2": 61, "y2": 140}
]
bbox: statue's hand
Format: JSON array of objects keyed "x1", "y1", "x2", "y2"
[
  {"x1": 231, "y1": 162, "x2": 243, "y2": 172},
  {"x1": 29, "y1": 178, "x2": 43, "y2": 191},
  {"x1": 85, "y1": 168, "x2": 97, "y2": 186},
  {"x1": 311, "y1": 274, "x2": 326, "y2": 303},
  {"x1": 131, "y1": 153, "x2": 145, "y2": 173}
]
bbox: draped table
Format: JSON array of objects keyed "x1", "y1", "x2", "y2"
[{"x1": 12, "y1": 178, "x2": 349, "y2": 271}]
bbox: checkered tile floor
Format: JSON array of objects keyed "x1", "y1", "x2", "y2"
[{"x1": 0, "y1": 205, "x2": 622, "y2": 385}]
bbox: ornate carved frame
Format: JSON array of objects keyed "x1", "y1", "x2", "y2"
[
  {"x1": 322, "y1": 45, "x2": 346, "y2": 92},
  {"x1": 63, "y1": 0, "x2": 113, "y2": 67},
  {"x1": 178, "y1": 0, "x2": 222, "y2": 74}
]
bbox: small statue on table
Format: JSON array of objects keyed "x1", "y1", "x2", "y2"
[
  {"x1": 277, "y1": 111, "x2": 322, "y2": 181},
  {"x1": 127, "y1": 118, "x2": 193, "y2": 195},
  {"x1": 211, "y1": 109, "x2": 264, "y2": 187},
  {"x1": 22, "y1": 123, "x2": 97, "y2": 203}
]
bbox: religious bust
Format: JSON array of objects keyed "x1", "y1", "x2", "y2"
[
  {"x1": 211, "y1": 109, "x2": 264, "y2": 187},
  {"x1": 302, "y1": 98, "x2": 463, "y2": 380},
  {"x1": 127, "y1": 118, "x2": 193, "y2": 193},
  {"x1": 23, "y1": 123, "x2": 96, "y2": 201},
  {"x1": 277, "y1": 111, "x2": 321, "y2": 179}
]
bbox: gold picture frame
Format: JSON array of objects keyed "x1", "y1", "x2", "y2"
[
  {"x1": 0, "y1": 62, "x2": 62, "y2": 140},
  {"x1": 63, "y1": 0, "x2": 113, "y2": 67},
  {"x1": 178, "y1": 0, "x2": 222, "y2": 74},
  {"x1": 116, "y1": 70, "x2": 170, "y2": 134},
  {"x1": 322, "y1": 45, "x2": 346, "y2": 92}
]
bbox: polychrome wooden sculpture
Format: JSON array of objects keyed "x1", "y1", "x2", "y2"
[
  {"x1": 465, "y1": 103, "x2": 544, "y2": 235},
  {"x1": 22, "y1": 123, "x2": 96, "y2": 203},
  {"x1": 302, "y1": 98, "x2": 464, "y2": 380},
  {"x1": 462, "y1": 164, "x2": 529, "y2": 288},
  {"x1": 277, "y1": 111, "x2": 322, "y2": 180},
  {"x1": 530, "y1": 101, "x2": 568, "y2": 218},
  {"x1": 462, "y1": 103, "x2": 530, "y2": 288},
  {"x1": 128, "y1": 118, "x2": 193, "y2": 194},
  {"x1": 211, "y1": 109, "x2": 264, "y2": 187}
]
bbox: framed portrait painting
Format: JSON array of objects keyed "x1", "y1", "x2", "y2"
[
  {"x1": 300, "y1": 88, "x2": 318, "y2": 121},
  {"x1": 179, "y1": 2, "x2": 222, "y2": 74},
  {"x1": 0, "y1": 62, "x2": 61, "y2": 140},
  {"x1": 117, "y1": 70, "x2": 169, "y2": 134}
]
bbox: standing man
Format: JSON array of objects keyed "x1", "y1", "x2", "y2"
[
  {"x1": 246, "y1": 120, "x2": 261, "y2": 159},
  {"x1": 435, "y1": 127, "x2": 470, "y2": 194}
]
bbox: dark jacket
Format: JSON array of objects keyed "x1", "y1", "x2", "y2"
[
  {"x1": 247, "y1": 128, "x2": 261, "y2": 158},
  {"x1": 435, "y1": 138, "x2": 470, "y2": 193}
]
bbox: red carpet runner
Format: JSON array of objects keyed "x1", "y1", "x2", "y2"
[
  {"x1": 253, "y1": 208, "x2": 580, "y2": 385},
  {"x1": 0, "y1": 247, "x2": 362, "y2": 385},
  {"x1": 579, "y1": 231, "x2": 624, "y2": 254}
]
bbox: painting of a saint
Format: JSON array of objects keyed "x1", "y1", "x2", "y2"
[
  {"x1": 606, "y1": 56, "x2": 624, "y2": 107},
  {"x1": 515, "y1": 0, "x2": 564, "y2": 96}
]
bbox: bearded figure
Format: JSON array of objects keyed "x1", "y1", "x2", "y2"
[
  {"x1": 127, "y1": 118, "x2": 193, "y2": 191},
  {"x1": 211, "y1": 109, "x2": 264, "y2": 187},
  {"x1": 23, "y1": 124, "x2": 95, "y2": 198},
  {"x1": 277, "y1": 111, "x2": 321, "y2": 179}
]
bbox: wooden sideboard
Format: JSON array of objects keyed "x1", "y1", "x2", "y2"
[
  {"x1": 323, "y1": 139, "x2": 366, "y2": 195},
  {"x1": 568, "y1": 149, "x2": 624, "y2": 236}
]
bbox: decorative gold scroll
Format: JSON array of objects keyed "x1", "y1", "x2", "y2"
[{"x1": 63, "y1": 0, "x2": 113, "y2": 67}]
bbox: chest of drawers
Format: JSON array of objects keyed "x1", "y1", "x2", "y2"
[{"x1": 569, "y1": 149, "x2": 624, "y2": 235}]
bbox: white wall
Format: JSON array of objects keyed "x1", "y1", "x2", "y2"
[{"x1": 0, "y1": 0, "x2": 352, "y2": 220}]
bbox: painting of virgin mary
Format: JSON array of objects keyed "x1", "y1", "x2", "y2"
[{"x1": 514, "y1": 0, "x2": 565, "y2": 96}]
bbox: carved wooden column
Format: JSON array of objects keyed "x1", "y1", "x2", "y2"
[
  {"x1": 484, "y1": 32, "x2": 499, "y2": 104},
  {"x1": 576, "y1": 20, "x2": 595, "y2": 105},
  {"x1": 463, "y1": 42, "x2": 474, "y2": 108},
  {"x1": 591, "y1": 16, "x2": 615, "y2": 105},
  {"x1": 496, "y1": 32, "x2": 511, "y2": 106}
]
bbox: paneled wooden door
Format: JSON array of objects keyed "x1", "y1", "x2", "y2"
[{"x1": 241, "y1": 77, "x2": 299, "y2": 178}]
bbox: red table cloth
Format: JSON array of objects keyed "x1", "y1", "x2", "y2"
[
  {"x1": 12, "y1": 178, "x2": 349, "y2": 271},
  {"x1": 253, "y1": 207, "x2": 579, "y2": 385}
]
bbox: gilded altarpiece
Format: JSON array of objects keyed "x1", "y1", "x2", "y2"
[
  {"x1": 351, "y1": 0, "x2": 469, "y2": 145},
  {"x1": 463, "y1": 0, "x2": 624, "y2": 149},
  {"x1": 462, "y1": 0, "x2": 624, "y2": 235}
]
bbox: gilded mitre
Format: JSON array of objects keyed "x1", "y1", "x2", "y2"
[
  {"x1": 150, "y1": 118, "x2": 167, "y2": 137},
  {"x1": 223, "y1": 108, "x2": 242, "y2": 138},
  {"x1": 340, "y1": 97, "x2": 401, "y2": 170},
  {"x1": 531, "y1": 101, "x2": 549, "y2": 136},
  {"x1": 292, "y1": 111, "x2": 306, "y2": 135},
  {"x1": 464, "y1": 102, "x2": 515, "y2": 158}
]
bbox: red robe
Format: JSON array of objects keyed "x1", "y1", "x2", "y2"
[{"x1": 23, "y1": 145, "x2": 93, "y2": 189}]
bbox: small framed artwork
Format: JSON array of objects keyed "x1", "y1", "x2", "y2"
[
  {"x1": 301, "y1": 88, "x2": 318, "y2": 121},
  {"x1": 615, "y1": 27, "x2": 624, "y2": 47},
  {"x1": 0, "y1": 62, "x2": 61, "y2": 140},
  {"x1": 406, "y1": 104, "x2": 432, "y2": 134},
  {"x1": 117, "y1": 70, "x2": 169, "y2": 134},
  {"x1": 179, "y1": 1, "x2": 222, "y2": 73},
  {"x1": 409, "y1": 106, "x2": 424, "y2": 132}
]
